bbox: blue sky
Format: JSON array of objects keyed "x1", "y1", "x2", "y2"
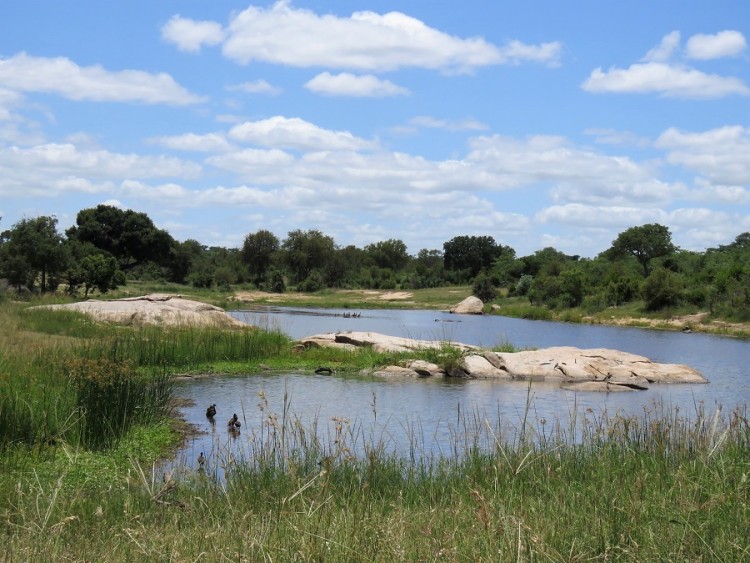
[{"x1": 1, "y1": 1, "x2": 748, "y2": 257}]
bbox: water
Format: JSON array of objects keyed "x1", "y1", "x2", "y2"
[{"x1": 170, "y1": 307, "x2": 750, "y2": 474}]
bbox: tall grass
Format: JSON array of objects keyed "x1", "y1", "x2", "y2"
[{"x1": 3, "y1": 397, "x2": 750, "y2": 560}]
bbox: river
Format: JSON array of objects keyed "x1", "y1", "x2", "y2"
[{"x1": 168, "y1": 307, "x2": 750, "y2": 475}]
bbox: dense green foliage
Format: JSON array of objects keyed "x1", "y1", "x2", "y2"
[{"x1": 2, "y1": 207, "x2": 750, "y2": 320}]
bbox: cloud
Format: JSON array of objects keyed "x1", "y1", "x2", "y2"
[
  {"x1": 217, "y1": 1, "x2": 557, "y2": 72},
  {"x1": 304, "y1": 72, "x2": 409, "y2": 97},
  {"x1": 686, "y1": 30, "x2": 747, "y2": 60},
  {"x1": 0, "y1": 53, "x2": 205, "y2": 105},
  {"x1": 409, "y1": 116, "x2": 489, "y2": 132},
  {"x1": 227, "y1": 80, "x2": 282, "y2": 95},
  {"x1": 500, "y1": 40, "x2": 562, "y2": 67},
  {"x1": 148, "y1": 132, "x2": 234, "y2": 153},
  {"x1": 0, "y1": 87, "x2": 24, "y2": 121},
  {"x1": 582, "y1": 62, "x2": 750, "y2": 98},
  {"x1": 228, "y1": 116, "x2": 377, "y2": 151},
  {"x1": 536, "y1": 204, "x2": 666, "y2": 228},
  {"x1": 161, "y1": 15, "x2": 225, "y2": 52},
  {"x1": 642, "y1": 31, "x2": 681, "y2": 62},
  {"x1": 0, "y1": 143, "x2": 201, "y2": 197},
  {"x1": 656, "y1": 125, "x2": 750, "y2": 185}
]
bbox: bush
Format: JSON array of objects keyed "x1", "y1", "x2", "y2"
[
  {"x1": 642, "y1": 268, "x2": 681, "y2": 311},
  {"x1": 472, "y1": 273, "x2": 497, "y2": 303}
]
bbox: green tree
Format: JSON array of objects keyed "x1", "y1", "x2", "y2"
[
  {"x1": 0, "y1": 216, "x2": 67, "y2": 292},
  {"x1": 606, "y1": 223, "x2": 676, "y2": 277},
  {"x1": 364, "y1": 239, "x2": 410, "y2": 271},
  {"x1": 280, "y1": 229, "x2": 336, "y2": 285},
  {"x1": 67, "y1": 205, "x2": 175, "y2": 272},
  {"x1": 443, "y1": 235, "x2": 503, "y2": 279},
  {"x1": 642, "y1": 267, "x2": 682, "y2": 310},
  {"x1": 241, "y1": 229, "x2": 280, "y2": 284},
  {"x1": 79, "y1": 253, "x2": 119, "y2": 296},
  {"x1": 472, "y1": 273, "x2": 497, "y2": 303}
]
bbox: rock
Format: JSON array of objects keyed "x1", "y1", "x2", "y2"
[
  {"x1": 298, "y1": 332, "x2": 478, "y2": 353},
  {"x1": 486, "y1": 347, "x2": 705, "y2": 385},
  {"x1": 460, "y1": 355, "x2": 512, "y2": 379},
  {"x1": 295, "y1": 333, "x2": 707, "y2": 388},
  {"x1": 35, "y1": 294, "x2": 247, "y2": 328},
  {"x1": 405, "y1": 360, "x2": 445, "y2": 377},
  {"x1": 370, "y1": 366, "x2": 425, "y2": 378},
  {"x1": 449, "y1": 296, "x2": 484, "y2": 315}
]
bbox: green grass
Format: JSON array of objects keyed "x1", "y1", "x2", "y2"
[{"x1": 2, "y1": 400, "x2": 749, "y2": 561}]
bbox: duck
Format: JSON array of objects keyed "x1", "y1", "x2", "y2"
[
  {"x1": 198, "y1": 451, "x2": 206, "y2": 468},
  {"x1": 228, "y1": 413, "x2": 241, "y2": 430},
  {"x1": 206, "y1": 404, "x2": 217, "y2": 418}
]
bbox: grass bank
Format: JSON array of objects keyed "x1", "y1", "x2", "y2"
[
  {"x1": 3, "y1": 396, "x2": 750, "y2": 561},
  {"x1": 2, "y1": 294, "x2": 750, "y2": 560}
]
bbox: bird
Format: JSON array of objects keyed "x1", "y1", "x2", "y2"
[
  {"x1": 198, "y1": 451, "x2": 206, "y2": 469},
  {"x1": 206, "y1": 404, "x2": 217, "y2": 418},
  {"x1": 227, "y1": 413, "x2": 241, "y2": 431}
]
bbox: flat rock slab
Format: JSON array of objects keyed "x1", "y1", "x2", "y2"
[
  {"x1": 299, "y1": 331, "x2": 479, "y2": 353},
  {"x1": 37, "y1": 294, "x2": 248, "y2": 328},
  {"x1": 300, "y1": 332, "x2": 707, "y2": 390}
]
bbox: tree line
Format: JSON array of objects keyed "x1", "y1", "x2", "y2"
[{"x1": 1, "y1": 205, "x2": 749, "y2": 320}]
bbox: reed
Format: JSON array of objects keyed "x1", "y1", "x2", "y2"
[{"x1": 3, "y1": 397, "x2": 750, "y2": 560}]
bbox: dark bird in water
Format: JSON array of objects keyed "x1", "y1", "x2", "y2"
[
  {"x1": 315, "y1": 367, "x2": 333, "y2": 375},
  {"x1": 198, "y1": 452, "x2": 206, "y2": 468},
  {"x1": 228, "y1": 413, "x2": 241, "y2": 430},
  {"x1": 206, "y1": 404, "x2": 217, "y2": 418}
]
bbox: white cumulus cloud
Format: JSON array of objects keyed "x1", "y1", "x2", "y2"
[
  {"x1": 686, "y1": 30, "x2": 747, "y2": 60},
  {"x1": 0, "y1": 53, "x2": 204, "y2": 105},
  {"x1": 217, "y1": 1, "x2": 557, "y2": 72},
  {"x1": 228, "y1": 116, "x2": 377, "y2": 151},
  {"x1": 304, "y1": 72, "x2": 409, "y2": 97},
  {"x1": 161, "y1": 15, "x2": 225, "y2": 52},
  {"x1": 582, "y1": 62, "x2": 749, "y2": 98}
]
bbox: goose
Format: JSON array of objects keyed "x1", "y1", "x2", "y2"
[
  {"x1": 198, "y1": 452, "x2": 206, "y2": 468},
  {"x1": 206, "y1": 404, "x2": 217, "y2": 418}
]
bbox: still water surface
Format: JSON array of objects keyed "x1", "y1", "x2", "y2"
[{"x1": 170, "y1": 307, "x2": 750, "y2": 473}]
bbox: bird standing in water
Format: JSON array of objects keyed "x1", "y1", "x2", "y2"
[{"x1": 206, "y1": 404, "x2": 217, "y2": 418}]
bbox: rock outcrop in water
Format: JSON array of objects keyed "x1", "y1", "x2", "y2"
[
  {"x1": 36, "y1": 294, "x2": 247, "y2": 328},
  {"x1": 298, "y1": 331, "x2": 707, "y2": 391},
  {"x1": 449, "y1": 296, "x2": 484, "y2": 314}
]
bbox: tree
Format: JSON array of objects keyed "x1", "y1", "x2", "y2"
[
  {"x1": 0, "y1": 216, "x2": 67, "y2": 292},
  {"x1": 280, "y1": 229, "x2": 336, "y2": 285},
  {"x1": 472, "y1": 273, "x2": 497, "y2": 303},
  {"x1": 606, "y1": 223, "x2": 676, "y2": 277},
  {"x1": 642, "y1": 267, "x2": 681, "y2": 310},
  {"x1": 79, "y1": 253, "x2": 119, "y2": 296},
  {"x1": 443, "y1": 235, "x2": 503, "y2": 279},
  {"x1": 67, "y1": 205, "x2": 175, "y2": 272},
  {"x1": 241, "y1": 229, "x2": 280, "y2": 284},
  {"x1": 364, "y1": 239, "x2": 410, "y2": 271}
]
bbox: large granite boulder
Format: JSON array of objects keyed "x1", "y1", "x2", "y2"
[
  {"x1": 450, "y1": 296, "x2": 484, "y2": 315},
  {"x1": 36, "y1": 294, "x2": 248, "y2": 328},
  {"x1": 299, "y1": 332, "x2": 707, "y2": 391}
]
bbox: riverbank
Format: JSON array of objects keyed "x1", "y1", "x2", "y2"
[{"x1": 2, "y1": 294, "x2": 749, "y2": 560}]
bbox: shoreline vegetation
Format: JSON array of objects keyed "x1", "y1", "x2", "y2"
[{"x1": 2, "y1": 287, "x2": 750, "y2": 559}]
